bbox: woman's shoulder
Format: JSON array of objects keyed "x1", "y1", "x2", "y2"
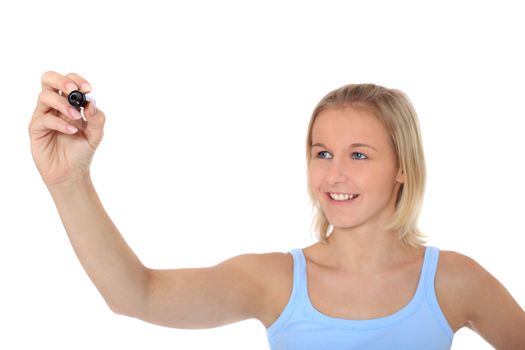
[
  {"x1": 250, "y1": 250, "x2": 293, "y2": 270},
  {"x1": 255, "y1": 251, "x2": 294, "y2": 287},
  {"x1": 227, "y1": 251, "x2": 293, "y2": 287},
  {"x1": 435, "y1": 248, "x2": 491, "y2": 332},
  {"x1": 243, "y1": 251, "x2": 294, "y2": 328},
  {"x1": 435, "y1": 248, "x2": 525, "y2": 346},
  {"x1": 436, "y1": 248, "x2": 488, "y2": 289}
]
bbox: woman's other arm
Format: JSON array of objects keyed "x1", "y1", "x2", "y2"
[{"x1": 442, "y1": 251, "x2": 525, "y2": 349}]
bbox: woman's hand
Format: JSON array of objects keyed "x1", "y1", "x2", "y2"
[{"x1": 28, "y1": 71, "x2": 106, "y2": 188}]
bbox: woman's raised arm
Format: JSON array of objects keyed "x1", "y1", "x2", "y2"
[{"x1": 28, "y1": 71, "x2": 267, "y2": 328}]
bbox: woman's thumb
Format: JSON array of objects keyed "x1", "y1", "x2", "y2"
[{"x1": 83, "y1": 100, "x2": 105, "y2": 148}]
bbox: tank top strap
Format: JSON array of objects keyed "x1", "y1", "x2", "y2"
[
  {"x1": 421, "y1": 246, "x2": 454, "y2": 338},
  {"x1": 265, "y1": 248, "x2": 307, "y2": 335},
  {"x1": 288, "y1": 248, "x2": 308, "y2": 300},
  {"x1": 421, "y1": 246, "x2": 440, "y2": 292}
]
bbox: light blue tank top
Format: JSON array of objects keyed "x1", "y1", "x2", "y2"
[{"x1": 266, "y1": 245, "x2": 453, "y2": 350}]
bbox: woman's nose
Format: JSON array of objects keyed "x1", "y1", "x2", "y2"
[{"x1": 326, "y1": 158, "x2": 349, "y2": 184}]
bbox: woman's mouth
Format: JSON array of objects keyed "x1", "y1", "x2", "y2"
[{"x1": 326, "y1": 192, "x2": 360, "y2": 205}]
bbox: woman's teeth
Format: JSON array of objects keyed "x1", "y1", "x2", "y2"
[{"x1": 329, "y1": 193, "x2": 359, "y2": 201}]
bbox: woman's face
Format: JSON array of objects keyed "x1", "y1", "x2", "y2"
[{"x1": 308, "y1": 106, "x2": 405, "y2": 231}]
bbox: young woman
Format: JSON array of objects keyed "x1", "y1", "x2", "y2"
[{"x1": 29, "y1": 71, "x2": 525, "y2": 349}]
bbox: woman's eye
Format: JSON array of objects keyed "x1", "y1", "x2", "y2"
[
  {"x1": 317, "y1": 151, "x2": 331, "y2": 159},
  {"x1": 315, "y1": 151, "x2": 367, "y2": 160},
  {"x1": 352, "y1": 152, "x2": 367, "y2": 160}
]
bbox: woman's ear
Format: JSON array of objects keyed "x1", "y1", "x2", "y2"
[{"x1": 396, "y1": 168, "x2": 405, "y2": 183}]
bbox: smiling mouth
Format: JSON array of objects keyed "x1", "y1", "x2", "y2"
[{"x1": 325, "y1": 192, "x2": 360, "y2": 204}]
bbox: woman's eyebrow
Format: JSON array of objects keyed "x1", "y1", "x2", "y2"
[{"x1": 311, "y1": 142, "x2": 377, "y2": 151}]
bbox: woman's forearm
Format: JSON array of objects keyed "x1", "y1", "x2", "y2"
[{"x1": 47, "y1": 174, "x2": 150, "y2": 316}]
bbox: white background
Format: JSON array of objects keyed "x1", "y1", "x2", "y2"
[{"x1": 1, "y1": 0, "x2": 524, "y2": 348}]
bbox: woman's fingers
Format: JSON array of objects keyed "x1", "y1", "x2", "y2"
[
  {"x1": 32, "y1": 112, "x2": 79, "y2": 135},
  {"x1": 32, "y1": 71, "x2": 104, "y2": 147},
  {"x1": 84, "y1": 99, "x2": 98, "y2": 118},
  {"x1": 36, "y1": 90, "x2": 83, "y2": 120},
  {"x1": 82, "y1": 100, "x2": 105, "y2": 144},
  {"x1": 41, "y1": 70, "x2": 79, "y2": 95},
  {"x1": 65, "y1": 72, "x2": 92, "y2": 93}
]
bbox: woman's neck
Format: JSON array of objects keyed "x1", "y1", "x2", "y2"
[{"x1": 316, "y1": 228, "x2": 423, "y2": 274}]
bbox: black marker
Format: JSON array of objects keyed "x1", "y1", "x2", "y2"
[{"x1": 68, "y1": 90, "x2": 93, "y2": 109}]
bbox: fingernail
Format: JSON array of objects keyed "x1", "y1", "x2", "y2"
[
  {"x1": 66, "y1": 125, "x2": 78, "y2": 133},
  {"x1": 69, "y1": 107, "x2": 82, "y2": 120},
  {"x1": 66, "y1": 82, "x2": 78, "y2": 93},
  {"x1": 81, "y1": 83, "x2": 92, "y2": 92}
]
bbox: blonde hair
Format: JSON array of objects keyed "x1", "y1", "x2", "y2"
[{"x1": 306, "y1": 83, "x2": 427, "y2": 248}]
